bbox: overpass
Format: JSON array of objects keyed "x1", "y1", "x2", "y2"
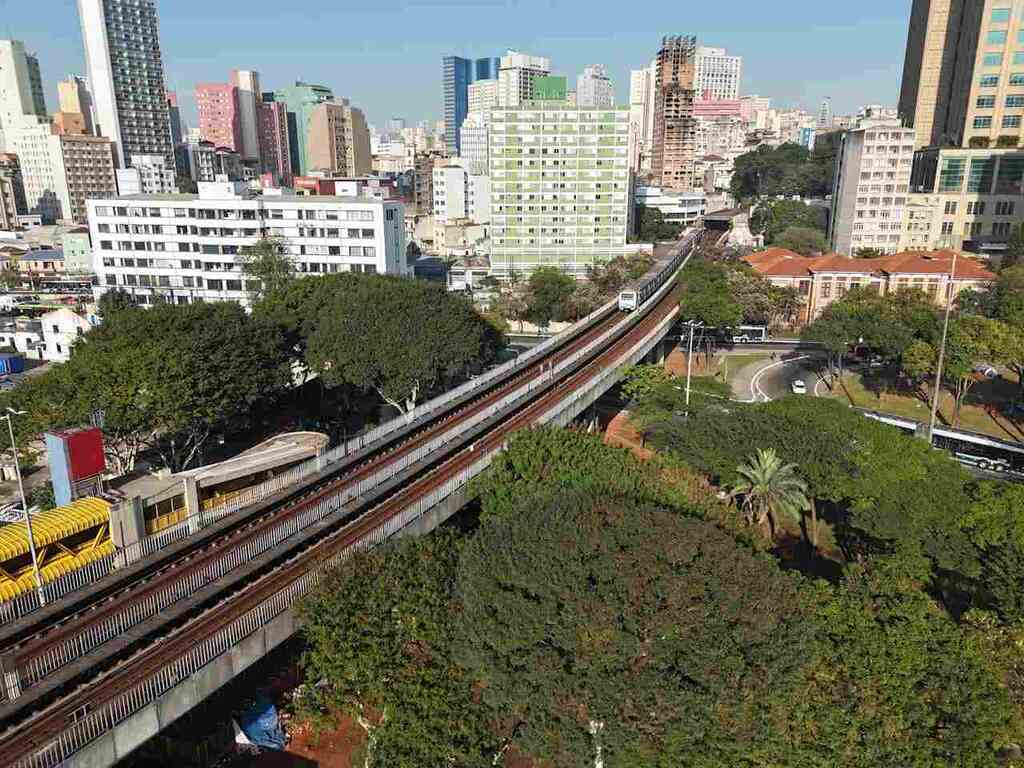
[{"x1": 0, "y1": 232, "x2": 701, "y2": 768}]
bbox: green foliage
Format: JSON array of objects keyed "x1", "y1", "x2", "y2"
[
  {"x1": 751, "y1": 199, "x2": 827, "y2": 245},
  {"x1": 525, "y1": 266, "x2": 576, "y2": 328},
  {"x1": 730, "y1": 143, "x2": 833, "y2": 201},
  {"x1": 1003, "y1": 227, "x2": 1024, "y2": 269},
  {"x1": 237, "y1": 238, "x2": 295, "y2": 299},
  {"x1": 729, "y1": 447, "x2": 810, "y2": 539},
  {"x1": 619, "y1": 364, "x2": 671, "y2": 402},
  {"x1": 586, "y1": 253, "x2": 654, "y2": 297},
  {"x1": 630, "y1": 376, "x2": 733, "y2": 426},
  {"x1": 303, "y1": 274, "x2": 500, "y2": 413},
  {"x1": 773, "y1": 225, "x2": 829, "y2": 255},
  {"x1": 678, "y1": 259, "x2": 743, "y2": 328},
  {"x1": 96, "y1": 289, "x2": 137, "y2": 318},
  {"x1": 853, "y1": 247, "x2": 886, "y2": 258},
  {"x1": 647, "y1": 397, "x2": 979, "y2": 577},
  {"x1": 630, "y1": 205, "x2": 683, "y2": 243},
  {"x1": 297, "y1": 534, "x2": 490, "y2": 767}
]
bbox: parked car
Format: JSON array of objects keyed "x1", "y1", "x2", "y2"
[
  {"x1": 974, "y1": 363, "x2": 999, "y2": 378},
  {"x1": 791, "y1": 379, "x2": 807, "y2": 395}
]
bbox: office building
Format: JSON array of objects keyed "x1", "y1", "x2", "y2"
[
  {"x1": 53, "y1": 112, "x2": 88, "y2": 136},
  {"x1": 651, "y1": 35, "x2": 698, "y2": 192},
  {"x1": 576, "y1": 65, "x2": 615, "y2": 108},
  {"x1": 258, "y1": 100, "x2": 292, "y2": 186},
  {"x1": 307, "y1": 99, "x2": 371, "y2": 177},
  {"x1": 828, "y1": 118, "x2": 915, "y2": 256},
  {"x1": 489, "y1": 103, "x2": 630, "y2": 276},
  {"x1": 693, "y1": 46, "x2": 742, "y2": 101},
  {"x1": 442, "y1": 55, "x2": 502, "y2": 155},
  {"x1": 57, "y1": 76, "x2": 95, "y2": 135},
  {"x1": 116, "y1": 153, "x2": 176, "y2": 195},
  {"x1": 459, "y1": 112, "x2": 490, "y2": 175},
  {"x1": 88, "y1": 180, "x2": 407, "y2": 307},
  {"x1": 469, "y1": 79, "x2": 499, "y2": 115},
  {"x1": 497, "y1": 51, "x2": 552, "y2": 107},
  {"x1": 167, "y1": 91, "x2": 183, "y2": 146},
  {"x1": 385, "y1": 117, "x2": 406, "y2": 136},
  {"x1": 271, "y1": 82, "x2": 334, "y2": 176},
  {"x1": 629, "y1": 62, "x2": 656, "y2": 173},
  {"x1": 78, "y1": 0, "x2": 173, "y2": 167},
  {"x1": 818, "y1": 97, "x2": 833, "y2": 129},
  {"x1": 25, "y1": 51, "x2": 45, "y2": 117},
  {"x1": 0, "y1": 40, "x2": 48, "y2": 150},
  {"x1": 414, "y1": 150, "x2": 445, "y2": 215},
  {"x1": 232, "y1": 70, "x2": 262, "y2": 163},
  {"x1": 0, "y1": 154, "x2": 26, "y2": 230},
  {"x1": 196, "y1": 82, "x2": 242, "y2": 153}
]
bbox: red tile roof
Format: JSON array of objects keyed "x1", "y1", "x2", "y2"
[{"x1": 743, "y1": 249, "x2": 996, "y2": 282}]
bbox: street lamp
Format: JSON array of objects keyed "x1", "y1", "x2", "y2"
[
  {"x1": 2, "y1": 408, "x2": 44, "y2": 606},
  {"x1": 683, "y1": 321, "x2": 704, "y2": 409},
  {"x1": 928, "y1": 251, "x2": 958, "y2": 443}
]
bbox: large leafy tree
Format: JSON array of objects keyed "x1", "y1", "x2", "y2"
[
  {"x1": 678, "y1": 259, "x2": 743, "y2": 328},
  {"x1": 237, "y1": 237, "x2": 295, "y2": 300},
  {"x1": 730, "y1": 143, "x2": 832, "y2": 201},
  {"x1": 525, "y1": 266, "x2": 576, "y2": 328},
  {"x1": 305, "y1": 274, "x2": 500, "y2": 414},
  {"x1": 773, "y1": 225, "x2": 829, "y2": 255},
  {"x1": 630, "y1": 205, "x2": 683, "y2": 243},
  {"x1": 297, "y1": 534, "x2": 491, "y2": 767},
  {"x1": 750, "y1": 199, "x2": 827, "y2": 244}
]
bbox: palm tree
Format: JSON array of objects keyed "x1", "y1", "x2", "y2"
[{"x1": 729, "y1": 448, "x2": 811, "y2": 540}]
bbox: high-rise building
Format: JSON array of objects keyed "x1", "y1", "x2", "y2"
[
  {"x1": 414, "y1": 150, "x2": 445, "y2": 215},
  {"x1": 468, "y1": 79, "x2": 499, "y2": 115},
  {"x1": 629, "y1": 62, "x2": 656, "y2": 173},
  {"x1": 167, "y1": 91, "x2": 183, "y2": 146},
  {"x1": 89, "y1": 182, "x2": 408, "y2": 307},
  {"x1": 386, "y1": 117, "x2": 406, "y2": 136},
  {"x1": 232, "y1": 70, "x2": 262, "y2": 164},
  {"x1": 78, "y1": 0, "x2": 172, "y2": 167},
  {"x1": 489, "y1": 102, "x2": 630, "y2": 276},
  {"x1": 196, "y1": 82, "x2": 242, "y2": 153},
  {"x1": 0, "y1": 40, "x2": 48, "y2": 150},
  {"x1": 651, "y1": 35, "x2": 698, "y2": 192},
  {"x1": 432, "y1": 158, "x2": 490, "y2": 225},
  {"x1": 53, "y1": 112, "x2": 88, "y2": 136},
  {"x1": 576, "y1": 65, "x2": 615, "y2": 108},
  {"x1": 442, "y1": 56, "x2": 503, "y2": 155},
  {"x1": 24, "y1": 52, "x2": 45, "y2": 117},
  {"x1": 693, "y1": 47, "x2": 742, "y2": 101},
  {"x1": 817, "y1": 97, "x2": 833, "y2": 129},
  {"x1": 828, "y1": 118, "x2": 915, "y2": 256},
  {"x1": 258, "y1": 100, "x2": 292, "y2": 186},
  {"x1": 497, "y1": 51, "x2": 552, "y2": 107},
  {"x1": 271, "y1": 82, "x2": 334, "y2": 177},
  {"x1": 307, "y1": 99, "x2": 372, "y2": 176},
  {"x1": 475, "y1": 57, "x2": 501, "y2": 81},
  {"x1": 57, "y1": 75, "x2": 95, "y2": 135},
  {"x1": 459, "y1": 112, "x2": 490, "y2": 175},
  {"x1": 0, "y1": 154, "x2": 27, "y2": 230},
  {"x1": 116, "y1": 153, "x2": 176, "y2": 195}
]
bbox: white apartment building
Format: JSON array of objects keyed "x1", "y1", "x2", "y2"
[
  {"x1": 628, "y1": 62, "x2": 656, "y2": 173},
  {"x1": 459, "y1": 112, "x2": 490, "y2": 175},
  {"x1": 116, "y1": 153, "x2": 176, "y2": 196},
  {"x1": 469, "y1": 79, "x2": 499, "y2": 115},
  {"x1": 41, "y1": 307, "x2": 94, "y2": 363},
  {"x1": 694, "y1": 47, "x2": 742, "y2": 101},
  {"x1": 829, "y1": 119, "x2": 915, "y2": 256},
  {"x1": 576, "y1": 65, "x2": 615, "y2": 108},
  {"x1": 78, "y1": 0, "x2": 173, "y2": 167},
  {"x1": 489, "y1": 104, "x2": 630, "y2": 276},
  {"x1": 0, "y1": 40, "x2": 47, "y2": 152},
  {"x1": 88, "y1": 180, "x2": 407, "y2": 308},
  {"x1": 497, "y1": 52, "x2": 552, "y2": 107},
  {"x1": 433, "y1": 161, "x2": 490, "y2": 224}
]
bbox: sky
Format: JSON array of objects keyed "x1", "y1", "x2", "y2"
[{"x1": 3, "y1": 0, "x2": 912, "y2": 130}]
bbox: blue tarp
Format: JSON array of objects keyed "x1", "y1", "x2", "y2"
[{"x1": 236, "y1": 695, "x2": 285, "y2": 751}]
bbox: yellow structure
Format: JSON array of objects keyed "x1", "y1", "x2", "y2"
[{"x1": 0, "y1": 497, "x2": 113, "y2": 601}]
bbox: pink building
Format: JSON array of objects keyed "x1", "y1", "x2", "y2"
[
  {"x1": 258, "y1": 100, "x2": 292, "y2": 186},
  {"x1": 195, "y1": 82, "x2": 242, "y2": 152},
  {"x1": 693, "y1": 95, "x2": 742, "y2": 118}
]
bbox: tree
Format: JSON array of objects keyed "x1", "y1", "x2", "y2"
[
  {"x1": 854, "y1": 247, "x2": 885, "y2": 258},
  {"x1": 525, "y1": 266, "x2": 575, "y2": 329},
  {"x1": 730, "y1": 143, "x2": 832, "y2": 201},
  {"x1": 773, "y1": 225, "x2": 829, "y2": 255},
  {"x1": 750, "y1": 199, "x2": 827, "y2": 244},
  {"x1": 305, "y1": 274, "x2": 500, "y2": 414},
  {"x1": 619, "y1": 364, "x2": 671, "y2": 402},
  {"x1": 1002, "y1": 225, "x2": 1024, "y2": 268},
  {"x1": 97, "y1": 289, "x2": 137, "y2": 318},
  {"x1": 297, "y1": 535, "x2": 491, "y2": 767},
  {"x1": 237, "y1": 238, "x2": 295, "y2": 300},
  {"x1": 630, "y1": 205, "x2": 683, "y2": 243},
  {"x1": 677, "y1": 259, "x2": 743, "y2": 328},
  {"x1": 729, "y1": 447, "x2": 810, "y2": 540}
]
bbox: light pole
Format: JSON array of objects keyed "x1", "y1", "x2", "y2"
[
  {"x1": 2, "y1": 408, "x2": 44, "y2": 605},
  {"x1": 928, "y1": 251, "x2": 959, "y2": 443},
  {"x1": 684, "y1": 321, "x2": 704, "y2": 408}
]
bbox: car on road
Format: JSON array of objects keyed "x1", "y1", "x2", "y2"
[{"x1": 790, "y1": 379, "x2": 807, "y2": 395}]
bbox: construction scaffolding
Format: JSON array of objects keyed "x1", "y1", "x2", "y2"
[{"x1": 651, "y1": 35, "x2": 698, "y2": 192}]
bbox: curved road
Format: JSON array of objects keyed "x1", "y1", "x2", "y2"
[{"x1": 748, "y1": 353, "x2": 827, "y2": 402}]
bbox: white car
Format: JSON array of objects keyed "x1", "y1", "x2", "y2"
[{"x1": 791, "y1": 379, "x2": 807, "y2": 395}]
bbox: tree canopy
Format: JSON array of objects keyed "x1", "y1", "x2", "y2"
[
  {"x1": 750, "y1": 199, "x2": 828, "y2": 245},
  {"x1": 730, "y1": 143, "x2": 834, "y2": 201},
  {"x1": 773, "y1": 225, "x2": 829, "y2": 255}
]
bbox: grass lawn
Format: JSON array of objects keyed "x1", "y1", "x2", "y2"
[{"x1": 822, "y1": 369, "x2": 1024, "y2": 442}]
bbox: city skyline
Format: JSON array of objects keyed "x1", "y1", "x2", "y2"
[{"x1": 9, "y1": 0, "x2": 910, "y2": 129}]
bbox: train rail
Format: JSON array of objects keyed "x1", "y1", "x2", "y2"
[{"x1": 0, "y1": 244, "x2": 689, "y2": 768}]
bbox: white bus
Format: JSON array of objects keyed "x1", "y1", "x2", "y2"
[{"x1": 731, "y1": 325, "x2": 768, "y2": 343}]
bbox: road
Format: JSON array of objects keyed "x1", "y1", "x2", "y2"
[{"x1": 748, "y1": 353, "x2": 827, "y2": 402}]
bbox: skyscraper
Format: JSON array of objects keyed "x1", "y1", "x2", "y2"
[
  {"x1": 629, "y1": 62, "x2": 656, "y2": 173},
  {"x1": 443, "y1": 55, "x2": 504, "y2": 155},
  {"x1": 307, "y1": 99, "x2": 371, "y2": 176},
  {"x1": 196, "y1": 82, "x2": 243, "y2": 152},
  {"x1": 576, "y1": 65, "x2": 615, "y2": 108},
  {"x1": 24, "y1": 52, "x2": 46, "y2": 117},
  {"x1": 232, "y1": 70, "x2": 262, "y2": 163},
  {"x1": 475, "y1": 57, "x2": 501, "y2": 81},
  {"x1": 58, "y1": 76, "x2": 95, "y2": 135},
  {"x1": 258, "y1": 99, "x2": 291, "y2": 186},
  {"x1": 817, "y1": 97, "x2": 833, "y2": 129},
  {"x1": 497, "y1": 51, "x2": 552, "y2": 107},
  {"x1": 0, "y1": 40, "x2": 48, "y2": 150},
  {"x1": 166, "y1": 91, "x2": 183, "y2": 145},
  {"x1": 78, "y1": 0, "x2": 173, "y2": 167},
  {"x1": 651, "y1": 36, "x2": 698, "y2": 191},
  {"x1": 271, "y1": 82, "x2": 334, "y2": 176},
  {"x1": 693, "y1": 47, "x2": 742, "y2": 100}
]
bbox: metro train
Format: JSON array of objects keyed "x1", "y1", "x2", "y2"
[{"x1": 618, "y1": 228, "x2": 701, "y2": 312}]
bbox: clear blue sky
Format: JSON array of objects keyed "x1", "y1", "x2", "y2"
[{"x1": 2, "y1": 0, "x2": 911, "y2": 130}]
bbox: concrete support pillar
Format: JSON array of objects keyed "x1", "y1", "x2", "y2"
[
  {"x1": 183, "y1": 477, "x2": 203, "y2": 534},
  {"x1": 110, "y1": 496, "x2": 146, "y2": 568},
  {"x1": 0, "y1": 653, "x2": 21, "y2": 700}
]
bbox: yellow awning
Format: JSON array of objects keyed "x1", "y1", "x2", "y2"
[{"x1": 0, "y1": 497, "x2": 111, "y2": 562}]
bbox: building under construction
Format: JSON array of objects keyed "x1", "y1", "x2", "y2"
[{"x1": 651, "y1": 35, "x2": 698, "y2": 192}]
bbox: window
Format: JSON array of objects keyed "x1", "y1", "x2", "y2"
[
  {"x1": 982, "y1": 74, "x2": 1001, "y2": 87},
  {"x1": 1012, "y1": 73, "x2": 1024, "y2": 85},
  {"x1": 1009, "y1": 95, "x2": 1024, "y2": 107},
  {"x1": 993, "y1": 8, "x2": 1012, "y2": 23},
  {"x1": 944, "y1": 201, "x2": 958, "y2": 215},
  {"x1": 1005, "y1": 115, "x2": 1022, "y2": 128},
  {"x1": 942, "y1": 221, "x2": 954, "y2": 235},
  {"x1": 349, "y1": 246, "x2": 362, "y2": 256},
  {"x1": 362, "y1": 246, "x2": 376, "y2": 257},
  {"x1": 225, "y1": 280, "x2": 242, "y2": 291},
  {"x1": 978, "y1": 95, "x2": 997, "y2": 108},
  {"x1": 994, "y1": 222, "x2": 1012, "y2": 236},
  {"x1": 996, "y1": 156, "x2": 1024, "y2": 193},
  {"x1": 1015, "y1": 52, "x2": 1024, "y2": 65},
  {"x1": 939, "y1": 157, "x2": 967, "y2": 192},
  {"x1": 821, "y1": 282, "x2": 832, "y2": 299},
  {"x1": 968, "y1": 156, "x2": 997, "y2": 192},
  {"x1": 985, "y1": 53, "x2": 1004, "y2": 67},
  {"x1": 974, "y1": 116, "x2": 994, "y2": 128},
  {"x1": 967, "y1": 201, "x2": 987, "y2": 215},
  {"x1": 206, "y1": 279, "x2": 223, "y2": 290},
  {"x1": 997, "y1": 200, "x2": 1016, "y2": 215},
  {"x1": 361, "y1": 229, "x2": 374, "y2": 238},
  {"x1": 988, "y1": 30, "x2": 1009, "y2": 45}
]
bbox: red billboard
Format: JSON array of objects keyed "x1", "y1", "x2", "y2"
[{"x1": 63, "y1": 427, "x2": 106, "y2": 480}]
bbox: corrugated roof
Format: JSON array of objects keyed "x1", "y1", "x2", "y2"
[
  {"x1": 744, "y1": 249, "x2": 996, "y2": 281},
  {"x1": 0, "y1": 497, "x2": 110, "y2": 562}
]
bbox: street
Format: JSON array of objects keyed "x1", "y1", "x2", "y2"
[{"x1": 744, "y1": 353, "x2": 827, "y2": 402}]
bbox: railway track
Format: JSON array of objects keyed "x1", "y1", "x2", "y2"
[
  {"x1": 0, "y1": 303, "x2": 621, "y2": 720},
  {"x1": 0, "y1": 259, "x2": 685, "y2": 768}
]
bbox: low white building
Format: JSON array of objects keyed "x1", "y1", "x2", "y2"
[
  {"x1": 40, "y1": 306, "x2": 93, "y2": 362},
  {"x1": 88, "y1": 179, "x2": 407, "y2": 308},
  {"x1": 634, "y1": 186, "x2": 707, "y2": 230},
  {"x1": 116, "y1": 154, "x2": 177, "y2": 196},
  {"x1": 433, "y1": 160, "x2": 490, "y2": 247}
]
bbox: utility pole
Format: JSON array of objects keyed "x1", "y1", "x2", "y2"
[
  {"x1": 3, "y1": 410, "x2": 43, "y2": 606},
  {"x1": 684, "y1": 321, "x2": 703, "y2": 408},
  {"x1": 928, "y1": 251, "x2": 958, "y2": 443}
]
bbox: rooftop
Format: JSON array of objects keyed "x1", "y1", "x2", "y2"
[
  {"x1": 744, "y1": 248, "x2": 997, "y2": 281},
  {"x1": 92, "y1": 193, "x2": 393, "y2": 205}
]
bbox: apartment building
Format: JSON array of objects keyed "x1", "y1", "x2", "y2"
[
  {"x1": 78, "y1": 0, "x2": 173, "y2": 166},
  {"x1": 0, "y1": 40, "x2": 48, "y2": 152},
  {"x1": 745, "y1": 246, "x2": 996, "y2": 323},
  {"x1": 629, "y1": 62, "x2": 656, "y2": 173},
  {"x1": 693, "y1": 47, "x2": 742, "y2": 101},
  {"x1": 258, "y1": 100, "x2": 292, "y2": 186},
  {"x1": 57, "y1": 76, "x2": 95, "y2": 136},
  {"x1": 115, "y1": 153, "x2": 176, "y2": 195},
  {"x1": 459, "y1": 112, "x2": 490, "y2": 175},
  {"x1": 307, "y1": 100, "x2": 371, "y2": 177},
  {"x1": 88, "y1": 180, "x2": 407, "y2": 307},
  {"x1": 51, "y1": 133, "x2": 118, "y2": 224},
  {"x1": 829, "y1": 119, "x2": 916, "y2": 255},
  {"x1": 576, "y1": 65, "x2": 615, "y2": 108},
  {"x1": 488, "y1": 103, "x2": 630, "y2": 276},
  {"x1": 270, "y1": 82, "x2": 334, "y2": 176},
  {"x1": 414, "y1": 150, "x2": 445, "y2": 216},
  {"x1": 497, "y1": 52, "x2": 552, "y2": 107},
  {"x1": 651, "y1": 36, "x2": 698, "y2": 192},
  {"x1": 232, "y1": 70, "x2": 262, "y2": 164},
  {"x1": 196, "y1": 82, "x2": 242, "y2": 153},
  {"x1": 0, "y1": 154, "x2": 26, "y2": 230},
  {"x1": 433, "y1": 161, "x2": 490, "y2": 221}
]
